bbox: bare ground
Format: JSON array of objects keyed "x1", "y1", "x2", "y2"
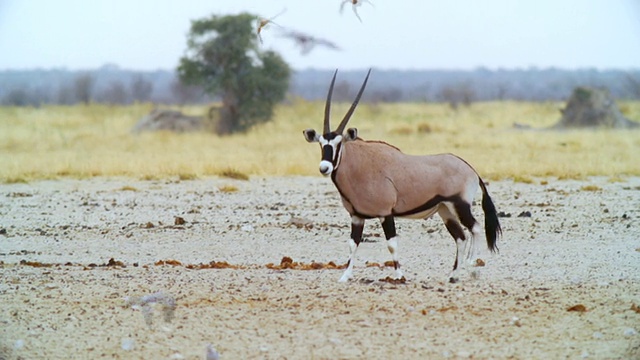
[{"x1": 0, "y1": 176, "x2": 639, "y2": 359}]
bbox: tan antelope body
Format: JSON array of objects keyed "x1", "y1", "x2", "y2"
[{"x1": 304, "y1": 69, "x2": 501, "y2": 283}]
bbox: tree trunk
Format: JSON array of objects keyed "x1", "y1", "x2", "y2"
[{"x1": 216, "y1": 93, "x2": 239, "y2": 135}]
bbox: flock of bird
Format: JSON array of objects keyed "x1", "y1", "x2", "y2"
[{"x1": 256, "y1": 0, "x2": 373, "y2": 55}]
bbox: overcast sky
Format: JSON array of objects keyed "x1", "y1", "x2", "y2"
[{"x1": 0, "y1": 0, "x2": 639, "y2": 72}]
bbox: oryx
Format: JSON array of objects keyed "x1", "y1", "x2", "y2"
[{"x1": 303, "y1": 69, "x2": 501, "y2": 283}]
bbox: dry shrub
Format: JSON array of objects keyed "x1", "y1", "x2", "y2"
[
  {"x1": 607, "y1": 176, "x2": 626, "y2": 183},
  {"x1": 218, "y1": 168, "x2": 249, "y2": 180},
  {"x1": 218, "y1": 185, "x2": 238, "y2": 193},
  {"x1": 416, "y1": 122, "x2": 432, "y2": 133},
  {"x1": 4, "y1": 176, "x2": 28, "y2": 184},
  {"x1": 558, "y1": 174, "x2": 586, "y2": 181},
  {"x1": 513, "y1": 175, "x2": 534, "y2": 184},
  {"x1": 178, "y1": 173, "x2": 198, "y2": 181}
]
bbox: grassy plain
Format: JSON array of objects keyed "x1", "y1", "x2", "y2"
[{"x1": 1, "y1": 101, "x2": 639, "y2": 182}]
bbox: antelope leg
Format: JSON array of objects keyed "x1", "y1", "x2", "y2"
[{"x1": 339, "y1": 216, "x2": 364, "y2": 282}]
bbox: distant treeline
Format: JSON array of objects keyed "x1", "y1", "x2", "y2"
[{"x1": 1, "y1": 64, "x2": 639, "y2": 106}]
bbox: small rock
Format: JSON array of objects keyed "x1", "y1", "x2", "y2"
[
  {"x1": 581, "y1": 350, "x2": 590, "y2": 358},
  {"x1": 169, "y1": 353, "x2": 184, "y2": 360},
  {"x1": 623, "y1": 328, "x2": 637, "y2": 337},
  {"x1": 457, "y1": 350, "x2": 472, "y2": 358},
  {"x1": 592, "y1": 331, "x2": 604, "y2": 339},
  {"x1": 121, "y1": 338, "x2": 135, "y2": 351},
  {"x1": 241, "y1": 225, "x2": 254, "y2": 232},
  {"x1": 285, "y1": 216, "x2": 314, "y2": 229},
  {"x1": 14, "y1": 339, "x2": 24, "y2": 350},
  {"x1": 567, "y1": 304, "x2": 587, "y2": 313},
  {"x1": 517, "y1": 211, "x2": 532, "y2": 218},
  {"x1": 205, "y1": 344, "x2": 220, "y2": 360},
  {"x1": 510, "y1": 316, "x2": 522, "y2": 327}
]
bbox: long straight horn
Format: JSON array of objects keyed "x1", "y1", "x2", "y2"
[
  {"x1": 324, "y1": 69, "x2": 339, "y2": 134},
  {"x1": 335, "y1": 68, "x2": 372, "y2": 134}
]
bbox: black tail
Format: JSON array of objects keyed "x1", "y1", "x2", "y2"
[{"x1": 479, "y1": 178, "x2": 501, "y2": 253}]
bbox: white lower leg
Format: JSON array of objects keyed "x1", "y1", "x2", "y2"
[
  {"x1": 466, "y1": 224, "x2": 483, "y2": 265},
  {"x1": 339, "y1": 238, "x2": 358, "y2": 282},
  {"x1": 387, "y1": 236, "x2": 404, "y2": 279}
]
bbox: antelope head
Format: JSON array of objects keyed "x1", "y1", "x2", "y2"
[{"x1": 303, "y1": 69, "x2": 371, "y2": 176}]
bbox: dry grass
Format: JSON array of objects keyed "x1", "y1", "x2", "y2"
[{"x1": 1, "y1": 101, "x2": 639, "y2": 182}]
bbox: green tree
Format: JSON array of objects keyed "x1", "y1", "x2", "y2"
[{"x1": 177, "y1": 13, "x2": 291, "y2": 134}]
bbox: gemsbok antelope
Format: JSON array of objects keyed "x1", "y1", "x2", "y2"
[{"x1": 303, "y1": 69, "x2": 502, "y2": 283}]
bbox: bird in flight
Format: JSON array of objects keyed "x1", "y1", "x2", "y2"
[
  {"x1": 340, "y1": 0, "x2": 374, "y2": 23},
  {"x1": 279, "y1": 29, "x2": 341, "y2": 55},
  {"x1": 256, "y1": 8, "x2": 286, "y2": 43}
]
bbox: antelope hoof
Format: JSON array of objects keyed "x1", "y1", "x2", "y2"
[{"x1": 395, "y1": 269, "x2": 404, "y2": 279}]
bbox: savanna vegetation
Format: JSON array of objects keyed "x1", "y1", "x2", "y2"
[
  {"x1": 1, "y1": 101, "x2": 640, "y2": 183},
  {"x1": 177, "y1": 13, "x2": 291, "y2": 135}
]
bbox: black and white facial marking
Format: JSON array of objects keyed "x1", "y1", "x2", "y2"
[
  {"x1": 304, "y1": 128, "x2": 359, "y2": 176},
  {"x1": 303, "y1": 68, "x2": 370, "y2": 176},
  {"x1": 303, "y1": 129, "x2": 343, "y2": 176},
  {"x1": 318, "y1": 133, "x2": 343, "y2": 176}
]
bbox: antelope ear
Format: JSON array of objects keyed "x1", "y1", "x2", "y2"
[
  {"x1": 303, "y1": 129, "x2": 319, "y2": 143},
  {"x1": 345, "y1": 127, "x2": 358, "y2": 141}
]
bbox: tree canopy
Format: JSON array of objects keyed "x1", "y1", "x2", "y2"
[{"x1": 177, "y1": 13, "x2": 291, "y2": 134}]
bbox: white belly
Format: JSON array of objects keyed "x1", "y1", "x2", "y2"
[{"x1": 399, "y1": 206, "x2": 439, "y2": 220}]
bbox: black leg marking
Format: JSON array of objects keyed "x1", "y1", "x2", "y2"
[
  {"x1": 445, "y1": 219, "x2": 465, "y2": 271},
  {"x1": 381, "y1": 215, "x2": 396, "y2": 240},
  {"x1": 351, "y1": 221, "x2": 364, "y2": 245},
  {"x1": 454, "y1": 200, "x2": 478, "y2": 231},
  {"x1": 382, "y1": 216, "x2": 401, "y2": 271},
  {"x1": 445, "y1": 219, "x2": 466, "y2": 242},
  {"x1": 347, "y1": 220, "x2": 364, "y2": 268}
]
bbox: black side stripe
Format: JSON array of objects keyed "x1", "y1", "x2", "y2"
[{"x1": 392, "y1": 195, "x2": 461, "y2": 217}]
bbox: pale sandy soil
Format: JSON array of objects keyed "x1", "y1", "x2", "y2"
[{"x1": 0, "y1": 176, "x2": 639, "y2": 360}]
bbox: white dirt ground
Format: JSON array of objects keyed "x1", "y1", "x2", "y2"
[{"x1": 0, "y1": 176, "x2": 638, "y2": 359}]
